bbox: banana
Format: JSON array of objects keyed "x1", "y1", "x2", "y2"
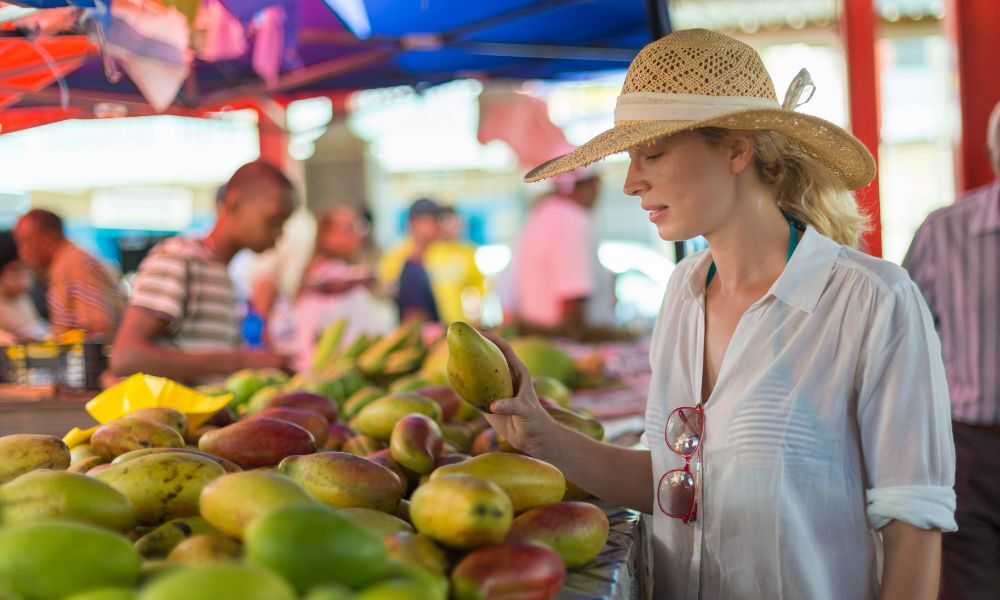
[{"x1": 311, "y1": 319, "x2": 348, "y2": 371}]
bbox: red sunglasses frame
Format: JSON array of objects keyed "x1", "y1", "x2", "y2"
[{"x1": 657, "y1": 404, "x2": 704, "y2": 523}]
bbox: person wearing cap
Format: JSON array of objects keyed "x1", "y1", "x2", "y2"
[
  {"x1": 903, "y1": 99, "x2": 1000, "y2": 599},
  {"x1": 109, "y1": 161, "x2": 294, "y2": 383},
  {"x1": 0, "y1": 231, "x2": 48, "y2": 344},
  {"x1": 378, "y1": 198, "x2": 444, "y2": 323},
  {"x1": 479, "y1": 30, "x2": 953, "y2": 599},
  {"x1": 13, "y1": 209, "x2": 124, "y2": 340}
]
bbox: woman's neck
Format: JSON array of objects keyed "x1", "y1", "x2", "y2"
[{"x1": 703, "y1": 193, "x2": 790, "y2": 295}]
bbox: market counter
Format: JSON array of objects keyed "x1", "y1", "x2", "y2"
[
  {"x1": 0, "y1": 386, "x2": 95, "y2": 437},
  {"x1": 561, "y1": 502, "x2": 653, "y2": 600}
]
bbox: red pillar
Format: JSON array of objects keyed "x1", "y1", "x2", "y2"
[
  {"x1": 255, "y1": 100, "x2": 291, "y2": 172},
  {"x1": 841, "y1": 0, "x2": 883, "y2": 257},
  {"x1": 945, "y1": 0, "x2": 1000, "y2": 194}
]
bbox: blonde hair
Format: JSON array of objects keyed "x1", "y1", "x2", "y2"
[{"x1": 700, "y1": 128, "x2": 870, "y2": 248}]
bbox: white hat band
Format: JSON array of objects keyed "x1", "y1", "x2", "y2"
[{"x1": 613, "y1": 92, "x2": 780, "y2": 123}]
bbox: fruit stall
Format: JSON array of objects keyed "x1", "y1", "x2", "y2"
[{"x1": 0, "y1": 320, "x2": 655, "y2": 600}]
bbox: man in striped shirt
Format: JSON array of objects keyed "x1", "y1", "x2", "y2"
[
  {"x1": 110, "y1": 161, "x2": 294, "y2": 383},
  {"x1": 904, "y1": 100, "x2": 1000, "y2": 600},
  {"x1": 13, "y1": 209, "x2": 124, "y2": 340}
]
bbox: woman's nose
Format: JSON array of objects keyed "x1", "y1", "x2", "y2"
[{"x1": 623, "y1": 160, "x2": 646, "y2": 196}]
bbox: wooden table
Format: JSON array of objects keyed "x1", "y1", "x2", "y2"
[{"x1": 0, "y1": 385, "x2": 97, "y2": 437}]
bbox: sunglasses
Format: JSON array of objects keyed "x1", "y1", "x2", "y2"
[{"x1": 657, "y1": 404, "x2": 704, "y2": 523}]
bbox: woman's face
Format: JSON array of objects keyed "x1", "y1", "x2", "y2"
[
  {"x1": 319, "y1": 208, "x2": 367, "y2": 258},
  {"x1": 623, "y1": 130, "x2": 740, "y2": 242},
  {"x1": 0, "y1": 260, "x2": 31, "y2": 297}
]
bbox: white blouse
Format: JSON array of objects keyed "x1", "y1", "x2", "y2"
[{"x1": 644, "y1": 227, "x2": 956, "y2": 600}]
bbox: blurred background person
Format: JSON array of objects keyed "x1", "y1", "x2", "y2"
[
  {"x1": 511, "y1": 167, "x2": 616, "y2": 336},
  {"x1": 13, "y1": 209, "x2": 123, "y2": 340},
  {"x1": 290, "y1": 204, "x2": 393, "y2": 372},
  {"x1": 904, "y1": 99, "x2": 1000, "y2": 600},
  {"x1": 110, "y1": 161, "x2": 293, "y2": 383},
  {"x1": 425, "y1": 205, "x2": 486, "y2": 324},
  {"x1": 0, "y1": 231, "x2": 48, "y2": 344},
  {"x1": 379, "y1": 198, "x2": 443, "y2": 323}
]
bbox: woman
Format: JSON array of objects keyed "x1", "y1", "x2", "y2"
[
  {"x1": 483, "y1": 30, "x2": 954, "y2": 599},
  {"x1": 289, "y1": 205, "x2": 393, "y2": 372},
  {"x1": 0, "y1": 231, "x2": 48, "y2": 344}
]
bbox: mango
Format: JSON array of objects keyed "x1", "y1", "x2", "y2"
[
  {"x1": 411, "y1": 385, "x2": 463, "y2": 421},
  {"x1": 417, "y1": 340, "x2": 449, "y2": 384},
  {"x1": 94, "y1": 453, "x2": 225, "y2": 525},
  {"x1": 224, "y1": 369, "x2": 267, "y2": 408},
  {"x1": 166, "y1": 535, "x2": 242, "y2": 565},
  {"x1": 244, "y1": 385, "x2": 282, "y2": 415},
  {"x1": 342, "y1": 434, "x2": 384, "y2": 457},
  {"x1": 343, "y1": 387, "x2": 386, "y2": 420},
  {"x1": 0, "y1": 520, "x2": 140, "y2": 600},
  {"x1": 410, "y1": 474, "x2": 512, "y2": 549},
  {"x1": 532, "y1": 377, "x2": 572, "y2": 409},
  {"x1": 470, "y1": 428, "x2": 501, "y2": 455},
  {"x1": 390, "y1": 414, "x2": 443, "y2": 474},
  {"x1": 90, "y1": 419, "x2": 185, "y2": 462},
  {"x1": 185, "y1": 425, "x2": 217, "y2": 446},
  {"x1": 138, "y1": 564, "x2": 295, "y2": 600},
  {"x1": 446, "y1": 322, "x2": 513, "y2": 412},
  {"x1": 71, "y1": 442, "x2": 101, "y2": 464},
  {"x1": 0, "y1": 470, "x2": 135, "y2": 532},
  {"x1": 205, "y1": 408, "x2": 236, "y2": 427},
  {"x1": 245, "y1": 504, "x2": 388, "y2": 592},
  {"x1": 545, "y1": 405, "x2": 604, "y2": 440},
  {"x1": 0, "y1": 434, "x2": 70, "y2": 483},
  {"x1": 506, "y1": 501, "x2": 609, "y2": 567},
  {"x1": 367, "y1": 449, "x2": 411, "y2": 490},
  {"x1": 123, "y1": 408, "x2": 187, "y2": 436},
  {"x1": 63, "y1": 588, "x2": 136, "y2": 600},
  {"x1": 251, "y1": 407, "x2": 329, "y2": 447},
  {"x1": 112, "y1": 447, "x2": 241, "y2": 473},
  {"x1": 381, "y1": 347, "x2": 426, "y2": 377},
  {"x1": 198, "y1": 418, "x2": 315, "y2": 469},
  {"x1": 510, "y1": 338, "x2": 577, "y2": 386},
  {"x1": 450, "y1": 541, "x2": 565, "y2": 600},
  {"x1": 278, "y1": 451, "x2": 403, "y2": 512},
  {"x1": 358, "y1": 561, "x2": 447, "y2": 600},
  {"x1": 339, "y1": 507, "x2": 413, "y2": 537},
  {"x1": 383, "y1": 532, "x2": 450, "y2": 575},
  {"x1": 440, "y1": 422, "x2": 475, "y2": 453},
  {"x1": 353, "y1": 394, "x2": 442, "y2": 440},
  {"x1": 69, "y1": 456, "x2": 106, "y2": 473},
  {"x1": 431, "y1": 452, "x2": 565, "y2": 514},
  {"x1": 304, "y1": 584, "x2": 355, "y2": 600},
  {"x1": 199, "y1": 470, "x2": 314, "y2": 538},
  {"x1": 251, "y1": 391, "x2": 339, "y2": 423},
  {"x1": 133, "y1": 516, "x2": 219, "y2": 559},
  {"x1": 389, "y1": 375, "x2": 436, "y2": 394},
  {"x1": 394, "y1": 499, "x2": 411, "y2": 523},
  {"x1": 324, "y1": 423, "x2": 356, "y2": 451},
  {"x1": 136, "y1": 560, "x2": 185, "y2": 587}
]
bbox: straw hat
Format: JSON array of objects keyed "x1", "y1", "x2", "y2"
[{"x1": 524, "y1": 29, "x2": 876, "y2": 190}]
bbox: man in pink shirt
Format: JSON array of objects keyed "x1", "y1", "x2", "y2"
[{"x1": 512, "y1": 169, "x2": 601, "y2": 332}]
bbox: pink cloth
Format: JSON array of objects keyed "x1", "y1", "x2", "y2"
[
  {"x1": 252, "y1": 5, "x2": 285, "y2": 86},
  {"x1": 512, "y1": 195, "x2": 594, "y2": 326},
  {"x1": 477, "y1": 88, "x2": 574, "y2": 170},
  {"x1": 196, "y1": 0, "x2": 246, "y2": 62}
]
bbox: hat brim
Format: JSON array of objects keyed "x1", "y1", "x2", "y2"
[{"x1": 524, "y1": 108, "x2": 876, "y2": 190}]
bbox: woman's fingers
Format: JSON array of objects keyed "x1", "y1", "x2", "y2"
[
  {"x1": 481, "y1": 331, "x2": 531, "y2": 392},
  {"x1": 489, "y1": 398, "x2": 525, "y2": 416}
]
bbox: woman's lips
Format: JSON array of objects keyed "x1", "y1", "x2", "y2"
[{"x1": 647, "y1": 206, "x2": 669, "y2": 222}]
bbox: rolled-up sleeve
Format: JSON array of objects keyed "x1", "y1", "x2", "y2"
[{"x1": 857, "y1": 279, "x2": 956, "y2": 531}]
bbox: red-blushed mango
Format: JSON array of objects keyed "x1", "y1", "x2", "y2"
[
  {"x1": 198, "y1": 418, "x2": 315, "y2": 469},
  {"x1": 342, "y1": 434, "x2": 384, "y2": 457},
  {"x1": 390, "y1": 414, "x2": 443, "y2": 474},
  {"x1": 506, "y1": 501, "x2": 609, "y2": 567},
  {"x1": 409, "y1": 474, "x2": 512, "y2": 549},
  {"x1": 252, "y1": 391, "x2": 338, "y2": 423},
  {"x1": 90, "y1": 419, "x2": 185, "y2": 462},
  {"x1": 324, "y1": 423, "x2": 356, "y2": 451},
  {"x1": 251, "y1": 407, "x2": 329, "y2": 447},
  {"x1": 123, "y1": 408, "x2": 187, "y2": 436},
  {"x1": 383, "y1": 532, "x2": 450, "y2": 575},
  {"x1": 470, "y1": 428, "x2": 501, "y2": 456},
  {"x1": 411, "y1": 386, "x2": 463, "y2": 421},
  {"x1": 277, "y1": 451, "x2": 404, "y2": 513},
  {"x1": 166, "y1": 534, "x2": 242, "y2": 565},
  {"x1": 450, "y1": 541, "x2": 565, "y2": 600}
]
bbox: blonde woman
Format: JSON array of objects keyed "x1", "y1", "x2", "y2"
[{"x1": 483, "y1": 30, "x2": 954, "y2": 599}]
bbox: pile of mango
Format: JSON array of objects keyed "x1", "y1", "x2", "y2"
[{"x1": 0, "y1": 322, "x2": 612, "y2": 600}]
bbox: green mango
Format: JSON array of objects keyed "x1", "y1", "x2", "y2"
[
  {"x1": 446, "y1": 322, "x2": 513, "y2": 412},
  {"x1": 0, "y1": 521, "x2": 140, "y2": 600},
  {"x1": 138, "y1": 564, "x2": 295, "y2": 600},
  {"x1": 510, "y1": 338, "x2": 577, "y2": 386},
  {"x1": 343, "y1": 387, "x2": 386, "y2": 421},
  {"x1": 352, "y1": 394, "x2": 442, "y2": 441},
  {"x1": 0, "y1": 434, "x2": 70, "y2": 484},
  {"x1": 0, "y1": 470, "x2": 135, "y2": 532}
]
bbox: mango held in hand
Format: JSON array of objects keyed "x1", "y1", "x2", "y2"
[
  {"x1": 94, "y1": 453, "x2": 225, "y2": 525},
  {"x1": 450, "y1": 541, "x2": 565, "y2": 600},
  {"x1": 0, "y1": 520, "x2": 141, "y2": 600},
  {"x1": 198, "y1": 417, "x2": 316, "y2": 469},
  {"x1": 410, "y1": 473, "x2": 513, "y2": 549},
  {"x1": 138, "y1": 564, "x2": 295, "y2": 600},
  {"x1": 0, "y1": 434, "x2": 70, "y2": 484},
  {"x1": 390, "y1": 413, "x2": 443, "y2": 474},
  {"x1": 506, "y1": 501, "x2": 609, "y2": 567},
  {"x1": 431, "y1": 452, "x2": 565, "y2": 514},
  {"x1": 277, "y1": 451, "x2": 404, "y2": 512},
  {"x1": 0, "y1": 470, "x2": 136, "y2": 532},
  {"x1": 199, "y1": 471, "x2": 315, "y2": 539},
  {"x1": 90, "y1": 419, "x2": 185, "y2": 462},
  {"x1": 245, "y1": 504, "x2": 388, "y2": 593},
  {"x1": 446, "y1": 322, "x2": 513, "y2": 412}
]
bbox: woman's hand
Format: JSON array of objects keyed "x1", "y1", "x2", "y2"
[{"x1": 480, "y1": 331, "x2": 556, "y2": 456}]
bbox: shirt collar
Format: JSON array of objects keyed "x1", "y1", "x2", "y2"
[
  {"x1": 970, "y1": 181, "x2": 1000, "y2": 236},
  {"x1": 683, "y1": 226, "x2": 840, "y2": 314}
]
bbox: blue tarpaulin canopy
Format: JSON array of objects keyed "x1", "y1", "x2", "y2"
[{"x1": 1, "y1": 0, "x2": 668, "y2": 115}]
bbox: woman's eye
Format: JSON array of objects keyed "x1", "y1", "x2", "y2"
[{"x1": 645, "y1": 152, "x2": 663, "y2": 161}]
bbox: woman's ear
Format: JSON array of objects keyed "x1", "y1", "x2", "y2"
[{"x1": 728, "y1": 132, "x2": 755, "y2": 175}]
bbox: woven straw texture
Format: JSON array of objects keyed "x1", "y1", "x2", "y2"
[{"x1": 524, "y1": 29, "x2": 875, "y2": 189}]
